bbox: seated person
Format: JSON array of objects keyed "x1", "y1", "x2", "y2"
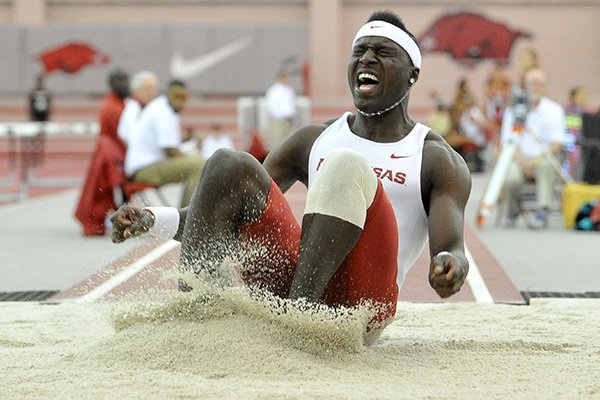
[
  {"x1": 118, "y1": 70, "x2": 159, "y2": 146},
  {"x1": 426, "y1": 90, "x2": 452, "y2": 138},
  {"x1": 124, "y1": 80, "x2": 204, "y2": 207},
  {"x1": 500, "y1": 69, "x2": 565, "y2": 228},
  {"x1": 457, "y1": 95, "x2": 489, "y2": 172},
  {"x1": 444, "y1": 79, "x2": 489, "y2": 172}
]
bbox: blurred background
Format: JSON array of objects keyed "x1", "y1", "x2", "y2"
[{"x1": 0, "y1": 0, "x2": 598, "y2": 124}]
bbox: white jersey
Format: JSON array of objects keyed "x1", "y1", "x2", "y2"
[{"x1": 308, "y1": 112, "x2": 429, "y2": 288}]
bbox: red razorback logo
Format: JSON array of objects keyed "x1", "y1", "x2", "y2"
[
  {"x1": 38, "y1": 42, "x2": 110, "y2": 74},
  {"x1": 418, "y1": 12, "x2": 531, "y2": 66}
]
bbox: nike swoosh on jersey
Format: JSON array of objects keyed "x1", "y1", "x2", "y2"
[
  {"x1": 170, "y1": 37, "x2": 252, "y2": 80},
  {"x1": 390, "y1": 153, "x2": 412, "y2": 159}
]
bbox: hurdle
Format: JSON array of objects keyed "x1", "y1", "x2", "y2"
[{"x1": 0, "y1": 121, "x2": 98, "y2": 202}]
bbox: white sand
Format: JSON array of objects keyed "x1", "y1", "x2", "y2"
[{"x1": 1, "y1": 291, "x2": 599, "y2": 400}]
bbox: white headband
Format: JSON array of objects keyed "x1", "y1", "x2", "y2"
[{"x1": 352, "y1": 20, "x2": 421, "y2": 68}]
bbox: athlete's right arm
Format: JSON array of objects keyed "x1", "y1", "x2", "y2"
[
  {"x1": 263, "y1": 124, "x2": 327, "y2": 192},
  {"x1": 111, "y1": 205, "x2": 188, "y2": 243}
]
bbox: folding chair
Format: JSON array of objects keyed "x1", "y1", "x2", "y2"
[
  {"x1": 516, "y1": 179, "x2": 563, "y2": 217},
  {"x1": 120, "y1": 181, "x2": 170, "y2": 207},
  {"x1": 495, "y1": 148, "x2": 568, "y2": 227}
]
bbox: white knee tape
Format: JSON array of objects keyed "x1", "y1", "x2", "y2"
[{"x1": 304, "y1": 148, "x2": 377, "y2": 228}]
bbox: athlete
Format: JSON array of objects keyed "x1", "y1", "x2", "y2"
[{"x1": 111, "y1": 9, "x2": 471, "y2": 331}]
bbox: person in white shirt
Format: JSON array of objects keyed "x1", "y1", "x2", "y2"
[
  {"x1": 118, "y1": 71, "x2": 159, "y2": 146},
  {"x1": 265, "y1": 71, "x2": 296, "y2": 150},
  {"x1": 124, "y1": 80, "x2": 204, "y2": 207},
  {"x1": 201, "y1": 123, "x2": 235, "y2": 159},
  {"x1": 501, "y1": 68, "x2": 566, "y2": 228}
]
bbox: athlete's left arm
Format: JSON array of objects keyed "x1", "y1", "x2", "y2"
[{"x1": 422, "y1": 138, "x2": 472, "y2": 298}]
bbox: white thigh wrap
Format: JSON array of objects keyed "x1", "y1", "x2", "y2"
[{"x1": 304, "y1": 148, "x2": 377, "y2": 228}]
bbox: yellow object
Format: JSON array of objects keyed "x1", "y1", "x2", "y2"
[{"x1": 562, "y1": 183, "x2": 600, "y2": 228}]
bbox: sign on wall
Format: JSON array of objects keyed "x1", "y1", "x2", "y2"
[{"x1": 0, "y1": 24, "x2": 307, "y2": 96}]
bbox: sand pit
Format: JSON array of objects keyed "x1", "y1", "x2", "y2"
[{"x1": 1, "y1": 291, "x2": 598, "y2": 399}]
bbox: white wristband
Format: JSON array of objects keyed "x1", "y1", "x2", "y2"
[{"x1": 144, "y1": 207, "x2": 180, "y2": 239}]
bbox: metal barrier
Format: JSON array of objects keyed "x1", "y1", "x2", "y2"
[{"x1": 0, "y1": 122, "x2": 98, "y2": 202}]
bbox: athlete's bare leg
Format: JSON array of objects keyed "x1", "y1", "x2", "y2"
[
  {"x1": 179, "y1": 149, "x2": 271, "y2": 276},
  {"x1": 289, "y1": 149, "x2": 375, "y2": 302},
  {"x1": 289, "y1": 214, "x2": 362, "y2": 301}
]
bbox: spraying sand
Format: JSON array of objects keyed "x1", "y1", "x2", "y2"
[{"x1": 0, "y1": 287, "x2": 598, "y2": 399}]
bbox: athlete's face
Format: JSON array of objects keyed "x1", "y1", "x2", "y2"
[{"x1": 348, "y1": 36, "x2": 415, "y2": 113}]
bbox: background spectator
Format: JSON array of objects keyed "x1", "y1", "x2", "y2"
[
  {"x1": 484, "y1": 63, "x2": 510, "y2": 139},
  {"x1": 444, "y1": 77, "x2": 490, "y2": 172},
  {"x1": 500, "y1": 68, "x2": 566, "y2": 229},
  {"x1": 28, "y1": 74, "x2": 52, "y2": 122},
  {"x1": 118, "y1": 70, "x2": 159, "y2": 146},
  {"x1": 75, "y1": 67, "x2": 130, "y2": 236},
  {"x1": 564, "y1": 85, "x2": 590, "y2": 180},
  {"x1": 98, "y1": 67, "x2": 130, "y2": 153},
  {"x1": 201, "y1": 123, "x2": 234, "y2": 159},
  {"x1": 426, "y1": 89, "x2": 452, "y2": 138},
  {"x1": 517, "y1": 47, "x2": 541, "y2": 84},
  {"x1": 458, "y1": 93, "x2": 490, "y2": 172},
  {"x1": 265, "y1": 70, "x2": 296, "y2": 150},
  {"x1": 124, "y1": 80, "x2": 204, "y2": 207}
]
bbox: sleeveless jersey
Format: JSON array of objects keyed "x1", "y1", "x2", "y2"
[{"x1": 308, "y1": 112, "x2": 429, "y2": 288}]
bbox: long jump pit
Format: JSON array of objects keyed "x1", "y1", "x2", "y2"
[{"x1": 1, "y1": 237, "x2": 599, "y2": 399}]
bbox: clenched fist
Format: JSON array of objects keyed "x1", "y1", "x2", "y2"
[
  {"x1": 110, "y1": 205, "x2": 155, "y2": 243},
  {"x1": 428, "y1": 251, "x2": 468, "y2": 298}
]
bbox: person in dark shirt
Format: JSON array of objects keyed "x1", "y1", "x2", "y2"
[{"x1": 28, "y1": 74, "x2": 52, "y2": 122}]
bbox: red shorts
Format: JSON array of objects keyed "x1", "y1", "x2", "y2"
[{"x1": 239, "y1": 179, "x2": 399, "y2": 322}]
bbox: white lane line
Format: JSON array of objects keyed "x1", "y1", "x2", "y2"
[
  {"x1": 76, "y1": 239, "x2": 180, "y2": 303},
  {"x1": 73, "y1": 240, "x2": 491, "y2": 303},
  {"x1": 465, "y1": 245, "x2": 494, "y2": 303}
]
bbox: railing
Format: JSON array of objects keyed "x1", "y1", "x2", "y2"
[{"x1": 0, "y1": 122, "x2": 98, "y2": 202}]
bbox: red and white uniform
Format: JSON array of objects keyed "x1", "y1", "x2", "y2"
[
  {"x1": 308, "y1": 112, "x2": 430, "y2": 288},
  {"x1": 239, "y1": 113, "x2": 430, "y2": 324}
]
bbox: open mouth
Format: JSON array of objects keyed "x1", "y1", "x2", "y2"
[{"x1": 357, "y1": 72, "x2": 380, "y2": 93}]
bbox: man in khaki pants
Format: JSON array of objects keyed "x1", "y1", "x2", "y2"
[
  {"x1": 265, "y1": 70, "x2": 296, "y2": 150},
  {"x1": 124, "y1": 80, "x2": 204, "y2": 207},
  {"x1": 501, "y1": 69, "x2": 565, "y2": 229}
]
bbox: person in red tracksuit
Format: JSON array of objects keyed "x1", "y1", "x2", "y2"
[{"x1": 75, "y1": 68, "x2": 130, "y2": 236}]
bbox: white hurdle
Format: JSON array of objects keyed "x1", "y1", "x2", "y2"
[{"x1": 0, "y1": 121, "x2": 99, "y2": 202}]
